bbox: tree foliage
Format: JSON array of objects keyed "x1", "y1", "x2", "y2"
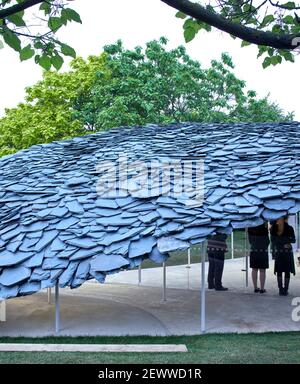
[
  {"x1": 1, "y1": 1, "x2": 300, "y2": 69},
  {"x1": 0, "y1": 53, "x2": 108, "y2": 156},
  {"x1": 0, "y1": 38, "x2": 293, "y2": 157},
  {"x1": 74, "y1": 38, "x2": 293, "y2": 130},
  {"x1": 165, "y1": 0, "x2": 300, "y2": 67},
  {"x1": 0, "y1": 0, "x2": 81, "y2": 70}
]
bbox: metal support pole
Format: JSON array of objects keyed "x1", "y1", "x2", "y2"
[
  {"x1": 231, "y1": 231, "x2": 234, "y2": 259},
  {"x1": 162, "y1": 262, "x2": 167, "y2": 302},
  {"x1": 55, "y1": 283, "x2": 60, "y2": 334},
  {"x1": 296, "y1": 213, "x2": 299, "y2": 251},
  {"x1": 298, "y1": 212, "x2": 300, "y2": 252},
  {"x1": 47, "y1": 288, "x2": 51, "y2": 304},
  {"x1": 200, "y1": 241, "x2": 206, "y2": 334},
  {"x1": 186, "y1": 248, "x2": 191, "y2": 289},
  {"x1": 0, "y1": 300, "x2": 6, "y2": 322},
  {"x1": 138, "y1": 265, "x2": 142, "y2": 286},
  {"x1": 245, "y1": 228, "x2": 249, "y2": 287}
]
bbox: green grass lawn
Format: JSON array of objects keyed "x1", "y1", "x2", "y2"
[{"x1": 0, "y1": 332, "x2": 299, "y2": 364}]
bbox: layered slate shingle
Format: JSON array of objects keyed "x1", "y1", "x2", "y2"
[{"x1": 0, "y1": 122, "x2": 300, "y2": 299}]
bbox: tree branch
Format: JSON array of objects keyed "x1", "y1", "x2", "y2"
[
  {"x1": 161, "y1": 0, "x2": 300, "y2": 49},
  {"x1": 0, "y1": 0, "x2": 44, "y2": 20}
]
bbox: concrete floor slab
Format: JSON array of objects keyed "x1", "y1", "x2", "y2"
[{"x1": 0, "y1": 258, "x2": 299, "y2": 336}]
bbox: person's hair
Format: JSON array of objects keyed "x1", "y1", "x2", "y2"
[{"x1": 277, "y1": 215, "x2": 288, "y2": 222}]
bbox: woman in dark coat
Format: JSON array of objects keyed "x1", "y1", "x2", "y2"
[
  {"x1": 271, "y1": 216, "x2": 296, "y2": 296},
  {"x1": 248, "y1": 223, "x2": 270, "y2": 294}
]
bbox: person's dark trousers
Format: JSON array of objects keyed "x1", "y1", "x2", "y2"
[
  {"x1": 208, "y1": 256, "x2": 215, "y2": 288},
  {"x1": 208, "y1": 254, "x2": 225, "y2": 288},
  {"x1": 277, "y1": 273, "x2": 283, "y2": 294},
  {"x1": 277, "y1": 272, "x2": 290, "y2": 295},
  {"x1": 214, "y1": 257, "x2": 225, "y2": 289}
]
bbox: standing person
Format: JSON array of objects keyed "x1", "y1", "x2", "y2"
[
  {"x1": 248, "y1": 223, "x2": 270, "y2": 294},
  {"x1": 271, "y1": 216, "x2": 296, "y2": 296},
  {"x1": 207, "y1": 233, "x2": 228, "y2": 291}
]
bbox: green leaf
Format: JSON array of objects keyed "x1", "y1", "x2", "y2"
[
  {"x1": 283, "y1": 15, "x2": 295, "y2": 24},
  {"x1": 48, "y1": 17, "x2": 63, "y2": 31},
  {"x1": 51, "y1": 54, "x2": 64, "y2": 70},
  {"x1": 281, "y1": 1, "x2": 296, "y2": 9},
  {"x1": 184, "y1": 27, "x2": 196, "y2": 43},
  {"x1": 34, "y1": 41, "x2": 44, "y2": 49},
  {"x1": 257, "y1": 45, "x2": 267, "y2": 57},
  {"x1": 261, "y1": 14, "x2": 275, "y2": 27},
  {"x1": 40, "y1": 2, "x2": 51, "y2": 15},
  {"x1": 60, "y1": 43, "x2": 76, "y2": 58},
  {"x1": 262, "y1": 57, "x2": 272, "y2": 69},
  {"x1": 270, "y1": 56, "x2": 281, "y2": 65},
  {"x1": 243, "y1": 4, "x2": 251, "y2": 12},
  {"x1": 2, "y1": 27, "x2": 21, "y2": 52},
  {"x1": 0, "y1": 39, "x2": 4, "y2": 50},
  {"x1": 272, "y1": 24, "x2": 282, "y2": 33},
  {"x1": 281, "y1": 50, "x2": 295, "y2": 62},
  {"x1": 6, "y1": 11, "x2": 26, "y2": 27},
  {"x1": 38, "y1": 54, "x2": 52, "y2": 70},
  {"x1": 20, "y1": 44, "x2": 35, "y2": 61},
  {"x1": 175, "y1": 11, "x2": 187, "y2": 19},
  {"x1": 62, "y1": 8, "x2": 82, "y2": 23},
  {"x1": 241, "y1": 40, "x2": 251, "y2": 47}
]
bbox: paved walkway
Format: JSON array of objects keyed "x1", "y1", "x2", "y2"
[
  {"x1": 0, "y1": 258, "x2": 300, "y2": 336},
  {"x1": 0, "y1": 343, "x2": 187, "y2": 352}
]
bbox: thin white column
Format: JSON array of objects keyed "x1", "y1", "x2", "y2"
[
  {"x1": 298, "y1": 212, "x2": 300, "y2": 252},
  {"x1": 55, "y1": 283, "x2": 60, "y2": 334},
  {"x1": 187, "y1": 248, "x2": 191, "y2": 289},
  {"x1": 47, "y1": 288, "x2": 51, "y2": 304},
  {"x1": 162, "y1": 262, "x2": 167, "y2": 301},
  {"x1": 231, "y1": 231, "x2": 234, "y2": 259},
  {"x1": 296, "y1": 213, "x2": 299, "y2": 251},
  {"x1": 245, "y1": 228, "x2": 249, "y2": 287},
  {"x1": 0, "y1": 300, "x2": 6, "y2": 322},
  {"x1": 138, "y1": 264, "x2": 142, "y2": 286},
  {"x1": 200, "y1": 241, "x2": 206, "y2": 334}
]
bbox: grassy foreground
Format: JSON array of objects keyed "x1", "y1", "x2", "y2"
[{"x1": 0, "y1": 332, "x2": 299, "y2": 364}]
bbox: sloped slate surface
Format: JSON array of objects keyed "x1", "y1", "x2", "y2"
[{"x1": 0, "y1": 122, "x2": 300, "y2": 299}]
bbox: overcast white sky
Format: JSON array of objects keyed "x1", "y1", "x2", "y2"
[{"x1": 0, "y1": 0, "x2": 299, "y2": 119}]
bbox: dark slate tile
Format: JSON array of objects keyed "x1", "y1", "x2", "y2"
[
  {"x1": 75, "y1": 260, "x2": 90, "y2": 280},
  {"x1": 66, "y1": 200, "x2": 84, "y2": 214},
  {"x1": 42, "y1": 257, "x2": 69, "y2": 270},
  {"x1": 157, "y1": 236, "x2": 189, "y2": 253},
  {"x1": 90, "y1": 254, "x2": 129, "y2": 272},
  {"x1": 34, "y1": 230, "x2": 57, "y2": 252},
  {"x1": 30, "y1": 268, "x2": 51, "y2": 281},
  {"x1": 128, "y1": 236, "x2": 156, "y2": 258},
  {"x1": 19, "y1": 281, "x2": 41, "y2": 296},
  {"x1": 70, "y1": 246, "x2": 103, "y2": 261},
  {"x1": 0, "y1": 266, "x2": 31, "y2": 286},
  {"x1": 56, "y1": 217, "x2": 79, "y2": 229},
  {"x1": 148, "y1": 247, "x2": 168, "y2": 263},
  {"x1": 51, "y1": 206, "x2": 69, "y2": 217},
  {"x1": 0, "y1": 285, "x2": 19, "y2": 299},
  {"x1": 0, "y1": 251, "x2": 33, "y2": 267},
  {"x1": 59, "y1": 261, "x2": 79, "y2": 287}
]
